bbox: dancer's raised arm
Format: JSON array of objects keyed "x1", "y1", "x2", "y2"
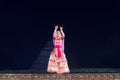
[
  {"x1": 60, "y1": 26, "x2": 65, "y2": 38},
  {"x1": 53, "y1": 25, "x2": 58, "y2": 37}
]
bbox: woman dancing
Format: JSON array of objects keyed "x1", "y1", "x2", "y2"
[{"x1": 47, "y1": 25, "x2": 70, "y2": 74}]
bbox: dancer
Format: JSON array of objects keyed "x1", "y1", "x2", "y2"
[{"x1": 47, "y1": 25, "x2": 70, "y2": 74}]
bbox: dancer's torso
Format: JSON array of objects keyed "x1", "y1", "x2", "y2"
[{"x1": 53, "y1": 37, "x2": 63, "y2": 46}]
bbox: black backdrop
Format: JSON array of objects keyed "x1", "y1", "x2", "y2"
[{"x1": 0, "y1": 0, "x2": 120, "y2": 70}]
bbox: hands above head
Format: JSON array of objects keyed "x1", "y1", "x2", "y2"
[
  {"x1": 54, "y1": 25, "x2": 65, "y2": 37},
  {"x1": 54, "y1": 25, "x2": 63, "y2": 31}
]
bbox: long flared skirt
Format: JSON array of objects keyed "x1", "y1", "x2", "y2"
[{"x1": 47, "y1": 51, "x2": 70, "y2": 74}]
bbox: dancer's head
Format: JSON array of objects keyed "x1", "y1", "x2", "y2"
[{"x1": 56, "y1": 31, "x2": 62, "y2": 38}]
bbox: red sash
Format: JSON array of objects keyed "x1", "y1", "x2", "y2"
[{"x1": 54, "y1": 45, "x2": 62, "y2": 58}]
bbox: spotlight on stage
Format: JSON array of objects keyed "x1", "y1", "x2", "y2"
[{"x1": 30, "y1": 40, "x2": 53, "y2": 73}]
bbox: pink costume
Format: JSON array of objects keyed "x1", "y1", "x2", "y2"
[{"x1": 47, "y1": 37, "x2": 70, "y2": 74}]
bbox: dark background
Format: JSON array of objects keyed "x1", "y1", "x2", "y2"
[{"x1": 0, "y1": 0, "x2": 120, "y2": 70}]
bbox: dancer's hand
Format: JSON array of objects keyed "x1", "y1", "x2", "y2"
[
  {"x1": 60, "y1": 26, "x2": 63, "y2": 30},
  {"x1": 55, "y1": 25, "x2": 58, "y2": 30}
]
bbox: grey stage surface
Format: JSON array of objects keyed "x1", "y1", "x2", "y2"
[{"x1": 0, "y1": 68, "x2": 120, "y2": 80}]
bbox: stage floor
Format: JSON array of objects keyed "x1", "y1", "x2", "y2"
[
  {"x1": 0, "y1": 73, "x2": 120, "y2": 80},
  {"x1": 0, "y1": 68, "x2": 120, "y2": 80}
]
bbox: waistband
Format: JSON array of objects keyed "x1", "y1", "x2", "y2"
[{"x1": 54, "y1": 45, "x2": 62, "y2": 48}]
